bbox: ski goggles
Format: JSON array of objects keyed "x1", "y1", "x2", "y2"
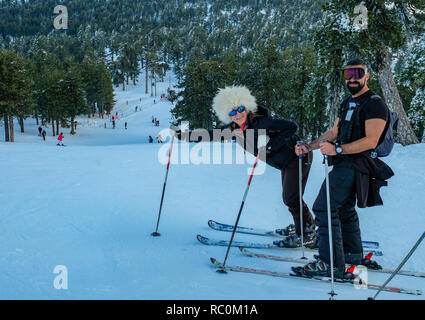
[
  {"x1": 229, "y1": 106, "x2": 246, "y2": 117},
  {"x1": 343, "y1": 67, "x2": 366, "y2": 80}
]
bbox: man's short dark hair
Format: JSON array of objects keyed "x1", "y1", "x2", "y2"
[{"x1": 345, "y1": 58, "x2": 367, "y2": 68}]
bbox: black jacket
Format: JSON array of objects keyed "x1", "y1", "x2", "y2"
[
  {"x1": 182, "y1": 106, "x2": 299, "y2": 170},
  {"x1": 334, "y1": 152, "x2": 394, "y2": 208}
]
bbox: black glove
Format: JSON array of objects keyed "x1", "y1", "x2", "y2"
[
  {"x1": 174, "y1": 130, "x2": 182, "y2": 140},
  {"x1": 170, "y1": 123, "x2": 182, "y2": 140}
]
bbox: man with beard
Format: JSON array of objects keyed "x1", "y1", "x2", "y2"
[{"x1": 293, "y1": 58, "x2": 391, "y2": 278}]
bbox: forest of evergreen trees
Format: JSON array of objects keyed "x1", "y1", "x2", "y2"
[{"x1": 0, "y1": 0, "x2": 424, "y2": 143}]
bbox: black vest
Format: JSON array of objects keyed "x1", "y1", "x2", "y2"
[{"x1": 337, "y1": 92, "x2": 387, "y2": 146}]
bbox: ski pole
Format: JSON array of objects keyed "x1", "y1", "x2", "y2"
[
  {"x1": 297, "y1": 141, "x2": 306, "y2": 260},
  {"x1": 368, "y1": 231, "x2": 425, "y2": 300},
  {"x1": 151, "y1": 135, "x2": 175, "y2": 237},
  {"x1": 323, "y1": 138, "x2": 336, "y2": 299},
  {"x1": 217, "y1": 153, "x2": 261, "y2": 273}
]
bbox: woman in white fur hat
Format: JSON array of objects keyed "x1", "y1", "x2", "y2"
[{"x1": 175, "y1": 85, "x2": 315, "y2": 248}]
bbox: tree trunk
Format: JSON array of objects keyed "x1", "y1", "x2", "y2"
[
  {"x1": 4, "y1": 115, "x2": 9, "y2": 142},
  {"x1": 56, "y1": 119, "x2": 59, "y2": 135},
  {"x1": 71, "y1": 116, "x2": 75, "y2": 135},
  {"x1": 377, "y1": 46, "x2": 419, "y2": 146},
  {"x1": 145, "y1": 59, "x2": 149, "y2": 94},
  {"x1": 151, "y1": 71, "x2": 154, "y2": 97},
  {"x1": 9, "y1": 115, "x2": 14, "y2": 142},
  {"x1": 328, "y1": 83, "x2": 345, "y2": 129},
  {"x1": 19, "y1": 116, "x2": 24, "y2": 133},
  {"x1": 35, "y1": 112, "x2": 39, "y2": 125},
  {"x1": 52, "y1": 119, "x2": 55, "y2": 137}
]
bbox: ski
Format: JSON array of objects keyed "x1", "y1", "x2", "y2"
[
  {"x1": 197, "y1": 234, "x2": 383, "y2": 256},
  {"x1": 210, "y1": 258, "x2": 422, "y2": 296},
  {"x1": 208, "y1": 220, "x2": 380, "y2": 249},
  {"x1": 239, "y1": 247, "x2": 425, "y2": 278}
]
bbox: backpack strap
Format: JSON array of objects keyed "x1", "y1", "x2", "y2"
[
  {"x1": 338, "y1": 95, "x2": 373, "y2": 144},
  {"x1": 337, "y1": 97, "x2": 352, "y2": 122}
]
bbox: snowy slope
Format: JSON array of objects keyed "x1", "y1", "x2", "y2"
[{"x1": 0, "y1": 73, "x2": 424, "y2": 300}]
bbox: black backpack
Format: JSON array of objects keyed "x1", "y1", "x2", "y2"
[
  {"x1": 374, "y1": 105, "x2": 398, "y2": 157},
  {"x1": 339, "y1": 94, "x2": 398, "y2": 158}
]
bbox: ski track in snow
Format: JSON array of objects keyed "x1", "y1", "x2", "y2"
[{"x1": 0, "y1": 71, "x2": 424, "y2": 299}]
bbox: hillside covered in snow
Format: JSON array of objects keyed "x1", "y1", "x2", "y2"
[{"x1": 0, "y1": 74, "x2": 424, "y2": 300}]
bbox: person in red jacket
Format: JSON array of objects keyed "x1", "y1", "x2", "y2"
[{"x1": 57, "y1": 132, "x2": 64, "y2": 146}]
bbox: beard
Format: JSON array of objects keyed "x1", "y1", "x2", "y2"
[{"x1": 346, "y1": 81, "x2": 365, "y2": 95}]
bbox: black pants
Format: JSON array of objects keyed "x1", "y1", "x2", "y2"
[
  {"x1": 312, "y1": 161, "x2": 363, "y2": 270},
  {"x1": 281, "y1": 152, "x2": 314, "y2": 235}
]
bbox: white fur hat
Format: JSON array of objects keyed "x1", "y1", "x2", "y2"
[{"x1": 212, "y1": 85, "x2": 257, "y2": 124}]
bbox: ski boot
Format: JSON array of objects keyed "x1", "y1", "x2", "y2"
[
  {"x1": 273, "y1": 224, "x2": 317, "y2": 248},
  {"x1": 292, "y1": 258, "x2": 351, "y2": 280},
  {"x1": 275, "y1": 224, "x2": 296, "y2": 236},
  {"x1": 360, "y1": 252, "x2": 382, "y2": 270},
  {"x1": 345, "y1": 252, "x2": 382, "y2": 270}
]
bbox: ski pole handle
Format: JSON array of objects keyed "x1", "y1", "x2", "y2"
[
  {"x1": 322, "y1": 138, "x2": 328, "y2": 160},
  {"x1": 296, "y1": 140, "x2": 304, "y2": 159}
]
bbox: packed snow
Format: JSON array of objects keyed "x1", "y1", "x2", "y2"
[{"x1": 0, "y1": 72, "x2": 424, "y2": 300}]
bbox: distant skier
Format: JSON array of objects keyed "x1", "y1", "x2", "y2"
[
  {"x1": 125, "y1": 122, "x2": 128, "y2": 130},
  {"x1": 42, "y1": 129, "x2": 47, "y2": 141},
  {"x1": 57, "y1": 132, "x2": 64, "y2": 146},
  {"x1": 135, "y1": 106, "x2": 138, "y2": 112},
  {"x1": 149, "y1": 136, "x2": 153, "y2": 143},
  {"x1": 112, "y1": 120, "x2": 116, "y2": 129},
  {"x1": 38, "y1": 126, "x2": 42, "y2": 136},
  {"x1": 157, "y1": 135, "x2": 163, "y2": 143},
  {"x1": 152, "y1": 116, "x2": 155, "y2": 123}
]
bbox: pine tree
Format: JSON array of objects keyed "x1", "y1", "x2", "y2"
[
  {"x1": 319, "y1": 0, "x2": 425, "y2": 145},
  {"x1": 241, "y1": 39, "x2": 285, "y2": 113},
  {"x1": 398, "y1": 34, "x2": 425, "y2": 140},
  {"x1": 61, "y1": 64, "x2": 88, "y2": 135},
  {"x1": 171, "y1": 56, "x2": 238, "y2": 129},
  {"x1": 0, "y1": 49, "x2": 33, "y2": 142},
  {"x1": 409, "y1": 88, "x2": 425, "y2": 142}
]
